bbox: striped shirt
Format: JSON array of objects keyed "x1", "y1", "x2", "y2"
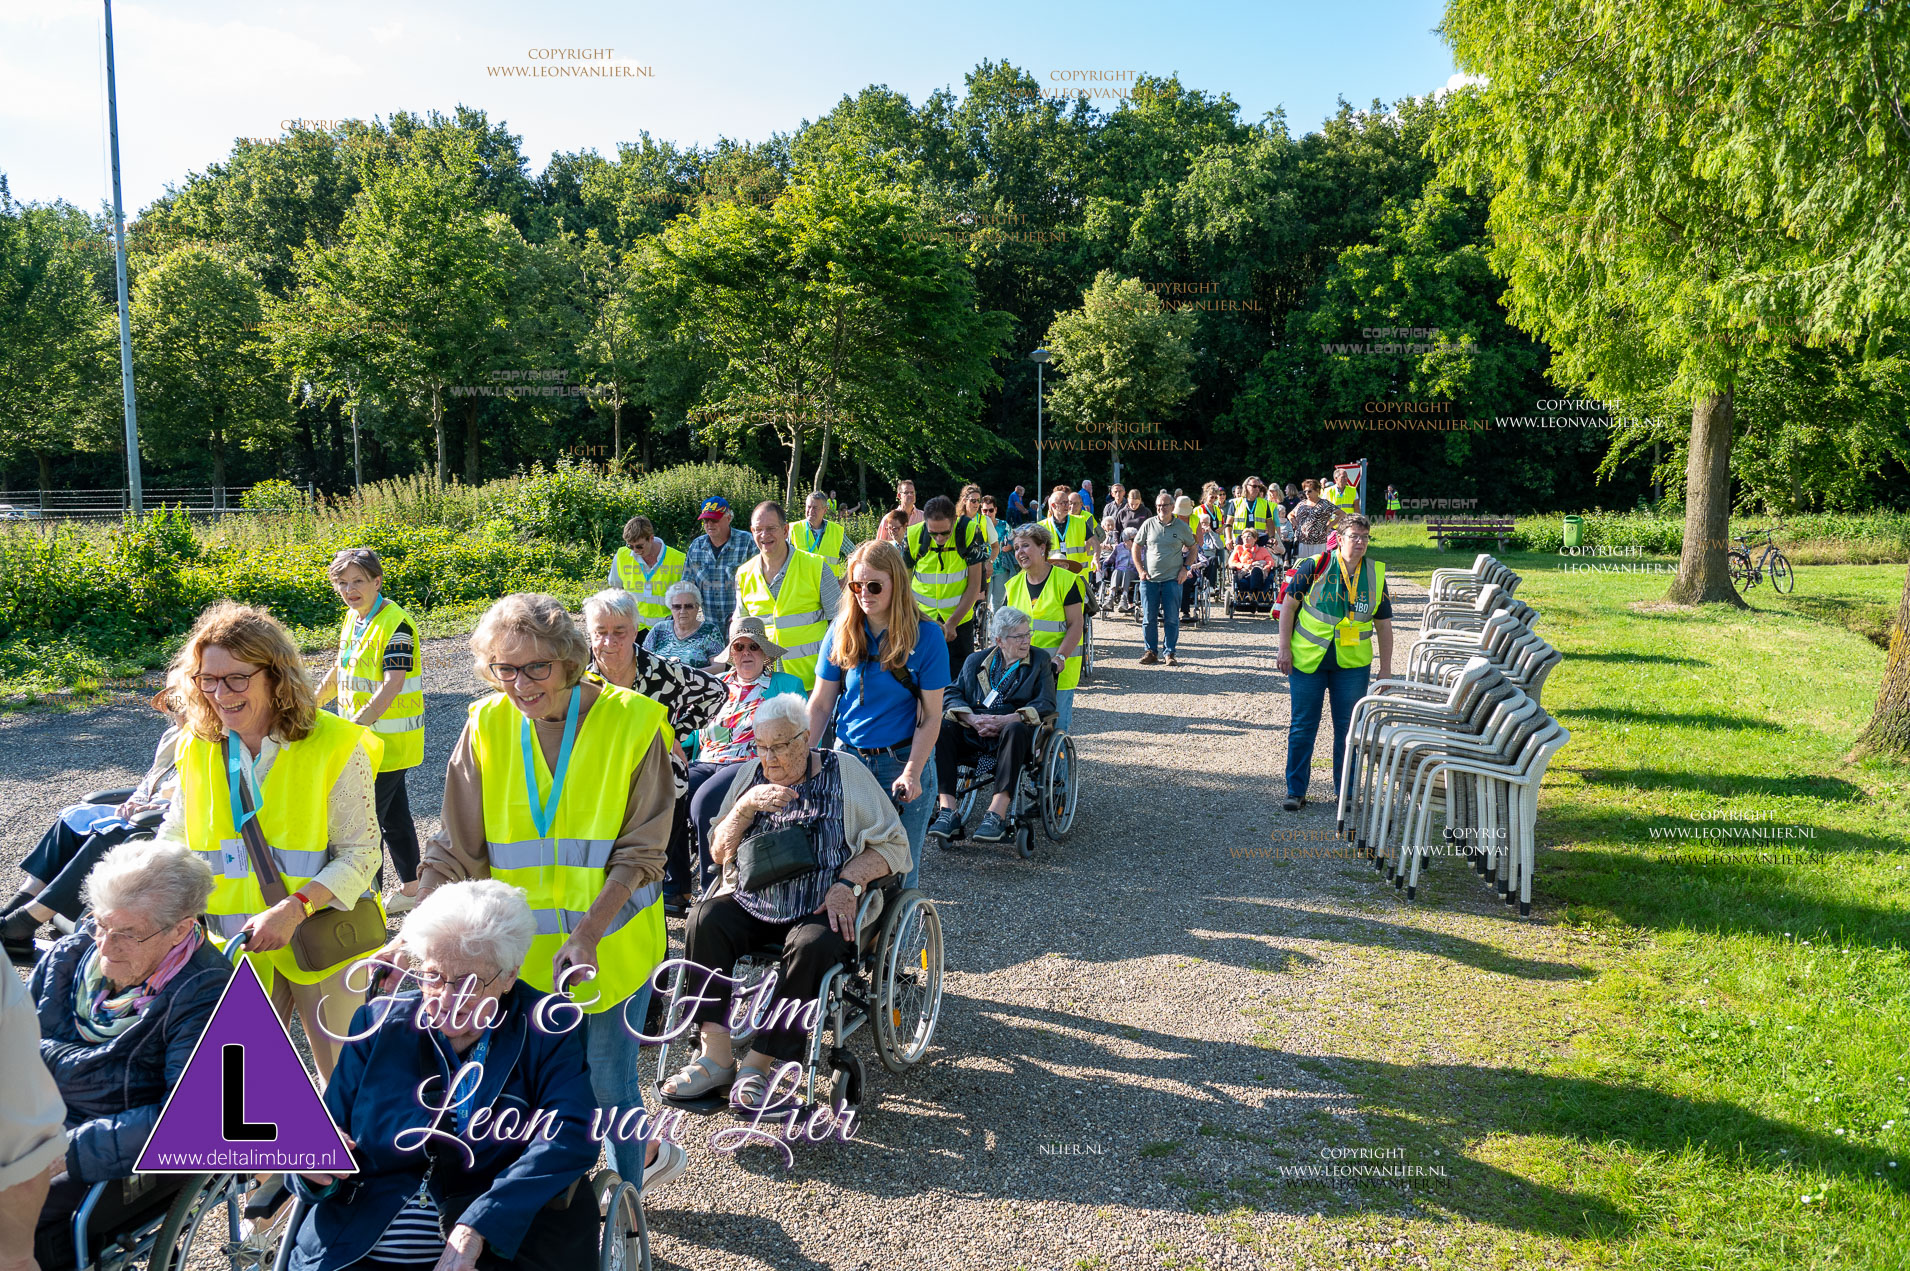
[
  {"x1": 733, "y1": 749, "x2": 849, "y2": 924},
  {"x1": 366, "y1": 1182, "x2": 442, "y2": 1264},
  {"x1": 684, "y1": 528, "x2": 759, "y2": 634}
]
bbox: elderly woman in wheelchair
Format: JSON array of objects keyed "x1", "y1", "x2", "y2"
[
  {"x1": 658, "y1": 694, "x2": 928, "y2": 1114},
  {"x1": 926, "y1": 606, "x2": 1055, "y2": 847},
  {"x1": 286, "y1": 880, "x2": 609, "y2": 1271},
  {"x1": 27, "y1": 841, "x2": 231, "y2": 1270}
]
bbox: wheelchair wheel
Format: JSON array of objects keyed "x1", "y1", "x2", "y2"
[
  {"x1": 873, "y1": 890, "x2": 944, "y2": 1074},
  {"x1": 594, "y1": 1174, "x2": 650, "y2": 1271},
  {"x1": 229, "y1": 1182, "x2": 300, "y2": 1271},
  {"x1": 149, "y1": 1175, "x2": 236, "y2": 1271},
  {"x1": 822, "y1": 1047, "x2": 866, "y2": 1122},
  {"x1": 956, "y1": 781, "x2": 979, "y2": 826},
  {"x1": 1039, "y1": 730, "x2": 1079, "y2": 840},
  {"x1": 1015, "y1": 821, "x2": 1036, "y2": 859},
  {"x1": 1082, "y1": 616, "x2": 1096, "y2": 674},
  {"x1": 1196, "y1": 582, "x2": 1212, "y2": 623}
]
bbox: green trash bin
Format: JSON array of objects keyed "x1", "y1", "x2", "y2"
[{"x1": 1562, "y1": 515, "x2": 1584, "y2": 549}]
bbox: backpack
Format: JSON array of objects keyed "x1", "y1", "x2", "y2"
[{"x1": 1276, "y1": 551, "x2": 1334, "y2": 607}]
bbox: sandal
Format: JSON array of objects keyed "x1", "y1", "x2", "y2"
[
  {"x1": 660, "y1": 1053, "x2": 736, "y2": 1099},
  {"x1": 729, "y1": 1066, "x2": 797, "y2": 1114}
]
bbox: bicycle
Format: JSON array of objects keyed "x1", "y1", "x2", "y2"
[{"x1": 1729, "y1": 526, "x2": 1794, "y2": 594}]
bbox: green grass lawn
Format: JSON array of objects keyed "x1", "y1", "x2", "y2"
[{"x1": 1256, "y1": 536, "x2": 1910, "y2": 1269}]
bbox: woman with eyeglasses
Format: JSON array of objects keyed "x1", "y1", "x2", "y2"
[
  {"x1": 1002, "y1": 523, "x2": 1087, "y2": 731},
  {"x1": 152, "y1": 602, "x2": 385, "y2": 1080},
  {"x1": 805, "y1": 541, "x2": 949, "y2": 892},
  {"x1": 411, "y1": 594, "x2": 684, "y2": 1191},
  {"x1": 641, "y1": 581, "x2": 724, "y2": 668},
  {"x1": 925, "y1": 606, "x2": 1055, "y2": 846},
  {"x1": 683, "y1": 615, "x2": 808, "y2": 893}
]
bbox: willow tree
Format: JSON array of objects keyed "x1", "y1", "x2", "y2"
[{"x1": 1435, "y1": 0, "x2": 1909, "y2": 608}]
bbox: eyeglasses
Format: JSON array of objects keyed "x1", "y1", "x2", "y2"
[
  {"x1": 488, "y1": 661, "x2": 556, "y2": 683},
  {"x1": 998, "y1": 630, "x2": 1033, "y2": 642},
  {"x1": 96, "y1": 920, "x2": 175, "y2": 948},
  {"x1": 415, "y1": 965, "x2": 505, "y2": 992},
  {"x1": 754, "y1": 733, "x2": 810, "y2": 761},
  {"x1": 194, "y1": 670, "x2": 259, "y2": 694},
  {"x1": 848, "y1": 580, "x2": 886, "y2": 596},
  {"x1": 668, "y1": 601, "x2": 699, "y2": 611}
]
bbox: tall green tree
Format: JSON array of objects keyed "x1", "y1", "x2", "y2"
[
  {"x1": 130, "y1": 245, "x2": 287, "y2": 495},
  {"x1": 1435, "y1": 0, "x2": 1909, "y2": 606},
  {"x1": 1042, "y1": 271, "x2": 1198, "y2": 485},
  {"x1": 0, "y1": 187, "x2": 116, "y2": 492}
]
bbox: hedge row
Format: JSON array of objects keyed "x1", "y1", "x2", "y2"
[{"x1": 1508, "y1": 511, "x2": 1910, "y2": 555}]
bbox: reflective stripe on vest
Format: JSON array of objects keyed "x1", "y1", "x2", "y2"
[
  {"x1": 736, "y1": 548, "x2": 829, "y2": 690},
  {"x1": 471, "y1": 686, "x2": 670, "y2": 1014},
  {"x1": 791, "y1": 520, "x2": 848, "y2": 578},
  {"x1": 181, "y1": 712, "x2": 385, "y2": 986},
  {"x1": 1006, "y1": 569, "x2": 1083, "y2": 691},
  {"x1": 1231, "y1": 497, "x2": 1273, "y2": 529},
  {"x1": 1292, "y1": 557, "x2": 1385, "y2": 675},
  {"x1": 1045, "y1": 514, "x2": 1093, "y2": 566},
  {"x1": 615, "y1": 544, "x2": 686, "y2": 625},
  {"x1": 1328, "y1": 484, "x2": 1359, "y2": 510},
  {"x1": 336, "y1": 600, "x2": 424, "y2": 771}
]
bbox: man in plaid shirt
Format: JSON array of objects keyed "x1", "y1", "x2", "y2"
[{"x1": 683, "y1": 495, "x2": 758, "y2": 633}]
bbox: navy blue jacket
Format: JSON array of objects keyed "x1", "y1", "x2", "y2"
[
  {"x1": 288, "y1": 982, "x2": 599, "y2": 1271},
  {"x1": 31, "y1": 925, "x2": 231, "y2": 1182}
]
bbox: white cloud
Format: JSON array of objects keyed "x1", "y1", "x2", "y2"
[{"x1": 1438, "y1": 72, "x2": 1488, "y2": 98}]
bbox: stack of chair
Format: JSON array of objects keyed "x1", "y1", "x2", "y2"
[{"x1": 1334, "y1": 556, "x2": 1569, "y2": 916}]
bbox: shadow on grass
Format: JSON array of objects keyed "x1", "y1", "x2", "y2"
[
  {"x1": 1566, "y1": 767, "x2": 1864, "y2": 802},
  {"x1": 1557, "y1": 706, "x2": 1786, "y2": 733},
  {"x1": 1567, "y1": 651, "x2": 1710, "y2": 667}
]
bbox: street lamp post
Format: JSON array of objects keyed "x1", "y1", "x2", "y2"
[
  {"x1": 1029, "y1": 346, "x2": 1052, "y2": 497},
  {"x1": 103, "y1": 0, "x2": 142, "y2": 514}
]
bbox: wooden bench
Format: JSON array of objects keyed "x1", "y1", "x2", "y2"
[{"x1": 1427, "y1": 516, "x2": 1516, "y2": 552}]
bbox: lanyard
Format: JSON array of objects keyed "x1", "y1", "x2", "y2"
[
  {"x1": 1334, "y1": 551, "x2": 1362, "y2": 612},
  {"x1": 342, "y1": 596, "x2": 387, "y2": 673},
  {"x1": 443, "y1": 1031, "x2": 492, "y2": 1135},
  {"x1": 520, "y1": 685, "x2": 582, "y2": 839},
  {"x1": 634, "y1": 543, "x2": 665, "y2": 584},
  {"x1": 226, "y1": 738, "x2": 260, "y2": 835}
]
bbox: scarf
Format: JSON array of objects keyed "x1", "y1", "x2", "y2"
[{"x1": 75, "y1": 926, "x2": 203, "y2": 1044}]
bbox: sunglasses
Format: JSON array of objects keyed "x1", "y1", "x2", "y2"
[
  {"x1": 848, "y1": 579, "x2": 886, "y2": 596},
  {"x1": 729, "y1": 642, "x2": 763, "y2": 656}
]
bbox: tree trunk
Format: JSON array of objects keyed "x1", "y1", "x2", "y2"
[
  {"x1": 1857, "y1": 567, "x2": 1910, "y2": 756},
  {"x1": 638, "y1": 409, "x2": 652, "y2": 473},
  {"x1": 211, "y1": 427, "x2": 227, "y2": 509},
  {"x1": 433, "y1": 385, "x2": 447, "y2": 484},
  {"x1": 612, "y1": 396, "x2": 623, "y2": 467},
  {"x1": 1664, "y1": 390, "x2": 1745, "y2": 607},
  {"x1": 36, "y1": 451, "x2": 51, "y2": 494},
  {"x1": 464, "y1": 397, "x2": 481, "y2": 485},
  {"x1": 811, "y1": 411, "x2": 834, "y2": 496},
  {"x1": 784, "y1": 427, "x2": 804, "y2": 508},
  {"x1": 858, "y1": 457, "x2": 868, "y2": 509}
]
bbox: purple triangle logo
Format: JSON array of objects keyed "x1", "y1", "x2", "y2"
[{"x1": 136, "y1": 956, "x2": 355, "y2": 1174}]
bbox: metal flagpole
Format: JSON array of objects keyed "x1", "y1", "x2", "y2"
[{"x1": 103, "y1": 0, "x2": 142, "y2": 514}]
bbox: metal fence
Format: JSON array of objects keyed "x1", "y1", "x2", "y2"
[{"x1": 0, "y1": 486, "x2": 298, "y2": 519}]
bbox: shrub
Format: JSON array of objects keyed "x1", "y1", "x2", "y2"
[
  {"x1": 634, "y1": 462, "x2": 781, "y2": 546},
  {"x1": 240, "y1": 479, "x2": 310, "y2": 513},
  {"x1": 476, "y1": 461, "x2": 641, "y2": 552}
]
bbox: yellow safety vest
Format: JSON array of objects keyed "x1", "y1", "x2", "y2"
[
  {"x1": 736, "y1": 548, "x2": 829, "y2": 689},
  {"x1": 1230, "y1": 496, "x2": 1275, "y2": 533},
  {"x1": 182, "y1": 712, "x2": 385, "y2": 986},
  {"x1": 1385, "y1": 492, "x2": 1402, "y2": 511},
  {"x1": 906, "y1": 519, "x2": 981, "y2": 626},
  {"x1": 335, "y1": 599, "x2": 423, "y2": 771},
  {"x1": 614, "y1": 544, "x2": 686, "y2": 628},
  {"x1": 1327, "y1": 483, "x2": 1360, "y2": 512},
  {"x1": 1005, "y1": 568, "x2": 1086, "y2": 691},
  {"x1": 1044, "y1": 514, "x2": 1094, "y2": 569},
  {"x1": 470, "y1": 686, "x2": 670, "y2": 1015},
  {"x1": 791, "y1": 519, "x2": 848, "y2": 579},
  {"x1": 1292, "y1": 555, "x2": 1387, "y2": 675}
]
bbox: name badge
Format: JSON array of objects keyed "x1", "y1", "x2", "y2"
[
  {"x1": 1335, "y1": 619, "x2": 1361, "y2": 647},
  {"x1": 982, "y1": 687, "x2": 1004, "y2": 710},
  {"x1": 219, "y1": 838, "x2": 248, "y2": 878}
]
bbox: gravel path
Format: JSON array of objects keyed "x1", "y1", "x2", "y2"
[{"x1": 5, "y1": 581, "x2": 1599, "y2": 1270}]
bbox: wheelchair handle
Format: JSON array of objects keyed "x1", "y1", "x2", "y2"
[{"x1": 224, "y1": 927, "x2": 252, "y2": 964}]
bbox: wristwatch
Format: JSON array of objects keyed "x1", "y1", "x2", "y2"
[
  {"x1": 292, "y1": 890, "x2": 317, "y2": 918},
  {"x1": 836, "y1": 880, "x2": 865, "y2": 899}
]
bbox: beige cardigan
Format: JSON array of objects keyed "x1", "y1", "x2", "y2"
[{"x1": 707, "y1": 750, "x2": 913, "y2": 897}]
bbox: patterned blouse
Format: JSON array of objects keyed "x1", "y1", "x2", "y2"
[
  {"x1": 643, "y1": 618, "x2": 725, "y2": 668},
  {"x1": 732, "y1": 749, "x2": 850, "y2": 924},
  {"x1": 1287, "y1": 497, "x2": 1338, "y2": 545},
  {"x1": 698, "y1": 670, "x2": 806, "y2": 765},
  {"x1": 586, "y1": 644, "x2": 727, "y2": 797}
]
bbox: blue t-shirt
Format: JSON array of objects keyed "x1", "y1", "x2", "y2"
[{"x1": 817, "y1": 618, "x2": 952, "y2": 750}]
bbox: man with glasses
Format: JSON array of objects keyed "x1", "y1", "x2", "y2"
[
  {"x1": 905, "y1": 495, "x2": 989, "y2": 666},
  {"x1": 608, "y1": 515, "x2": 684, "y2": 633},
  {"x1": 1133, "y1": 491, "x2": 1198, "y2": 666},
  {"x1": 895, "y1": 479, "x2": 925, "y2": 527},
  {"x1": 791, "y1": 490, "x2": 854, "y2": 581}
]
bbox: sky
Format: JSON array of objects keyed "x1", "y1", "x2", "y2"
[{"x1": 0, "y1": 0, "x2": 1462, "y2": 217}]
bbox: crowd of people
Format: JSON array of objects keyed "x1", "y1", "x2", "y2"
[{"x1": 0, "y1": 465, "x2": 1394, "y2": 1271}]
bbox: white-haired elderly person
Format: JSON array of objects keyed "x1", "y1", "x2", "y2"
[
  {"x1": 289, "y1": 880, "x2": 620, "y2": 1271},
  {"x1": 414, "y1": 594, "x2": 683, "y2": 1191},
  {"x1": 924, "y1": 606, "x2": 1057, "y2": 846},
  {"x1": 28, "y1": 842, "x2": 230, "y2": 1269},
  {"x1": 659, "y1": 694, "x2": 911, "y2": 1110},
  {"x1": 582, "y1": 588, "x2": 725, "y2": 915},
  {"x1": 641, "y1": 580, "x2": 725, "y2": 669}
]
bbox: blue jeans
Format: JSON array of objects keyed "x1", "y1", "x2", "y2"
[
  {"x1": 1054, "y1": 688, "x2": 1074, "y2": 732},
  {"x1": 836, "y1": 746, "x2": 937, "y2": 892},
  {"x1": 1140, "y1": 579, "x2": 1182, "y2": 655},
  {"x1": 1285, "y1": 656, "x2": 1371, "y2": 800},
  {"x1": 586, "y1": 982, "x2": 654, "y2": 1185}
]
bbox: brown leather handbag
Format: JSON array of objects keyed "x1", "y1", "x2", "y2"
[{"x1": 229, "y1": 739, "x2": 387, "y2": 973}]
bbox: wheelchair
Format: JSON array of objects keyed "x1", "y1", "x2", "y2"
[
  {"x1": 654, "y1": 876, "x2": 944, "y2": 1120},
  {"x1": 1224, "y1": 538, "x2": 1283, "y2": 620},
  {"x1": 254, "y1": 1167, "x2": 653, "y2": 1271},
  {"x1": 939, "y1": 711, "x2": 1079, "y2": 860}
]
